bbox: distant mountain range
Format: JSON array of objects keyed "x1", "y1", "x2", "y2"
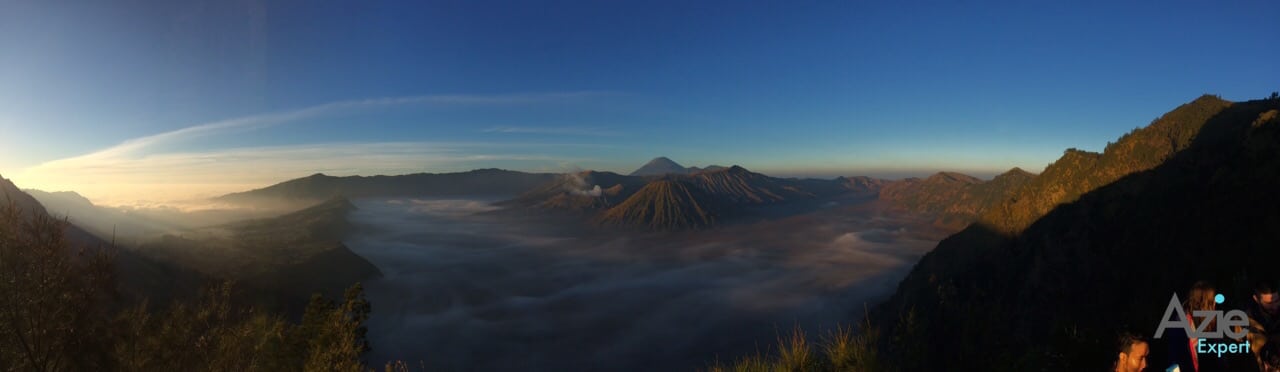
[
  {"x1": 216, "y1": 168, "x2": 558, "y2": 206},
  {"x1": 208, "y1": 153, "x2": 1043, "y2": 234},
  {"x1": 516, "y1": 164, "x2": 883, "y2": 230},
  {"x1": 213, "y1": 162, "x2": 837, "y2": 231},
  {"x1": 875, "y1": 94, "x2": 1280, "y2": 370},
  {"x1": 495, "y1": 156, "x2": 1041, "y2": 231},
  {"x1": 26, "y1": 189, "x2": 180, "y2": 241},
  {"x1": 215, "y1": 149, "x2": 1050, "y2": 231},
  {"x1": 629, "y1": 156, "x2": 727, "y2": 176},
  {"x1": 878, "y1": 168, "x2": 1035, "y2": 228},
  {"x1": 224, "y1": 160, "x2": 894, "y2": 231}
]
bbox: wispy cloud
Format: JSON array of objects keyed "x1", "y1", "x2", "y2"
[
  {"x1": 483, "y1": 126, "x2": 623, "y2": 137},
  {"x1": 12, "y1": 92, "x2": 617, "y2": 206},
  {"x1": 63, "y1": 91, "x2": 616, "y2": 161}
]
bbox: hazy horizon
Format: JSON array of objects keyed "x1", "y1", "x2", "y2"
[{"x1": 8, "y1": 157, "x2": 1019, "y2": 208}]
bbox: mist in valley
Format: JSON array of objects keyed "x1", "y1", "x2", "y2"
[
  {"x1": 346, "y1": 198, "x2": 949, "y2": 371},
  {"x1": 25, "y1": 188, "x2": 322, "y2": 247}
]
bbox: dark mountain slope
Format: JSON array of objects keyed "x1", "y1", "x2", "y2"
[{"x1": 877, "y1": 95, "x2": 1280, "y2": 370}]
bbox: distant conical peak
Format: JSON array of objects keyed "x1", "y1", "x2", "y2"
[
  {"x1": 927, "y1": 172, "x2": 978, "y2": 183},
  {"x1": 630, "y1": 157, "x2": 691, "y2": 176},
  {"x1": 645, "y1": 157, "x2": 682, "y2": 166},
  {"x1": 998, "y1": 167, "x2": 1034, "y2": 177}
]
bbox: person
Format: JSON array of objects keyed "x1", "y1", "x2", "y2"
[
  {"x1": 1114, "y1": 331, "x2": 1149, "y2": 372},
  {"x1": 1167, "y1": 281, "x2": 1226, "y2": 372},
  {"x1": 1247, "y1": 281, "x2": 1280, "y2": 368},
  {"x1": 1261, "y1": 340, "x2": 1280, "y2": 372}
]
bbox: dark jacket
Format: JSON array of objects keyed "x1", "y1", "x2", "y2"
[
  {"x1": 1164, "y1": 319, "x2": 1230, "y2": 372},
  {"x1": 1246, "y1": 302, "x2": 1280, "y2": 366}
]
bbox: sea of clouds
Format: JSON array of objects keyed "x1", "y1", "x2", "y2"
[{"x1": 345, "y1": 198, "x2": 944, "y2": 371}]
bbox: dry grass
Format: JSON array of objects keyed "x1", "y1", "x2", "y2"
[{"x1": 705, "y1": 319, "x2": 882, "y2": 372}]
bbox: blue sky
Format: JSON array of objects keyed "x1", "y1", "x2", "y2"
[{"x1": 1, "y1": 0, "x2": 1278, "y2": 204}]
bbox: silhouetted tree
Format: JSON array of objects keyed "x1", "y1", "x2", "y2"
[
  {"x1": 0, "y1": 201, "x2": 115, "y2": 371},
  {"x1": 343, "y1": 283, "x2": 372, "y2": 355},
  {"x1": 294, "y1": 284, "x2": 371, "y2": 371}
]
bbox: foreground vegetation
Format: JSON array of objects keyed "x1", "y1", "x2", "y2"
[
  {"x1": 706, "y1": 318, "x2": 886, "y2": 372},
  {"x1": 0, "y1": 201, "x2": 373, "y2": 371}
]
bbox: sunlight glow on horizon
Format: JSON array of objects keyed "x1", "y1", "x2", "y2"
[{"x1": 7, "y1": 90, "x2": 1065, "y2": 208}]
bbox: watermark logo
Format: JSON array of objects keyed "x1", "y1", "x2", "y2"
[{"x1": 1154, "y1": 293, "x2": 1251, "y2": 357}]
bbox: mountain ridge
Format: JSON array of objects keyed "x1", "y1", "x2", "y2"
[
  {"x1": 877, "y1": 168, "x2": 1036, "y2": 227},
  {"x1": 217, "y1": 168, "x2": 558, "y2": 205},
  {"x1": 875, "y1": 94, "x2": 1280, "y2": 369},
  {"x1": 137, "y1": 196, "x2": 380, "y2": 304},
  {"x1": 979, "y1": 94, "x2": 1234, "y2": 234},
  {"x1": 511, "y1": 164, "x2": 1018, "y2": 231}
]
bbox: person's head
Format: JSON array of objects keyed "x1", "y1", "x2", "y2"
[
  {"x1": 1115, "y1": 332, "x2": 1148, "y2": 372},
  {"x1": 1255, "y1": 281, "x2": 1280, "y2": 314},
  {"x1": 1184, "y1": 281, "x2": 1218, "y2": 330},
  {"x1": 1185, "y1": 281, "x2": 1217, "y2": 312}
]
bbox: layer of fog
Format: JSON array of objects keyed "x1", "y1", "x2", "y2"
[
  {"x1": 26, "y1": 189, "x2": 314, "y2": 246},
  {"x1": 346, "y1": 198, "x2": 947, "y2": 372}
]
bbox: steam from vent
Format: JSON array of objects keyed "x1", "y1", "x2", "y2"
[
  {"x1": 573, "y1": 185, "x2": 603, "y2": 197},
  {"x1": 562, "y1": 172, "x2": 603, "y2": 197}
]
